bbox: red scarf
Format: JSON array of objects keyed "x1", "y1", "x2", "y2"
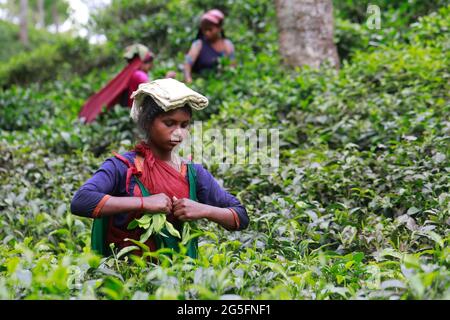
[
  {"x1": 134, "y1": 142, "x2": 189, "y2": 203},
  {"x1": 78, "y1": 57, "x2": 143, "y2": 123},
  {"x1": 107, "y1": 142, "x2": 188, "y2": 252}
]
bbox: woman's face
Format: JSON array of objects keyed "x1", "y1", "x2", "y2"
[
  {"x1": 141, "y1": 61, "x2": 153, "y2": 72},
  {"x1": 148, "y1": 108, "x2": 191, "y2": 152},
  {"x1": 201, "y1": 21, "x2": 222, "y2": 41}
]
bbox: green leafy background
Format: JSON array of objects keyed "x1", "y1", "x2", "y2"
[{"x1": 0, "y1": 1, "x2": 448, "y2": 299}]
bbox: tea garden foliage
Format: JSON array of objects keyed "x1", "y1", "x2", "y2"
[
  {"x1": 0, "y1": 20, "x2": 63, "y2": 63},
  {"x1": 0, "y1": 1, "x2": 449, "y2": 299}
]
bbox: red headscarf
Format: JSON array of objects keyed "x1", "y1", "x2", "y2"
[
  {"x1": 201, "y1": 9, "x2": 225, "y2": 25},
  {"x1": 78, "y1": 52, "x2": 153, "y2": 124}
]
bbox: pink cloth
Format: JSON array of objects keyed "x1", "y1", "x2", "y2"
[
  {"x1": 201, "y1": 9, "x2": 225, "y2": 25},
  {"x1": 79, "y1": 57, "x2": 143, "y2": 123},
  {"x1": 127, "y1": 70, "x2": 149, "y2": 107}
]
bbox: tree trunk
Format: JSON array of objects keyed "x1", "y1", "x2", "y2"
[
  {"x1": 52, "y1": 2, "x2": 59, "y2": 33},
  {"x1": 275, "y1": 0, "x2": 339, "y2": 69},
  {"x1": 37, "y1": 0, "x2": 45, "y2": 28},
  {"x1": 19, "y1": 0, "x2": 29, "y2": 45}
]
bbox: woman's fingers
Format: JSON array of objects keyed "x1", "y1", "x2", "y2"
[
  {"x1": 152, "y1": 193, "x2": 173, "y2": 213},
  {"x1": 144, "y1": 193, "x2": 176, "y2": 213},
  {"x1": 177, "y1": 214, "x2": 191, "y2": 222},
  {"x1": 173, "y1": 206, "x2": 184, "y2": 217},
  {"x1": 155, "y1": 196, "x2": 195, "y2": 217},
  {"x1": 165, "y1": 194, "x2": 173, "y2": 213},
  {"x1": 173, "y1": 198, "x2": 188, "y2": 211},
  {"x1": 172, "y1": 196, "x2": 179, "y2": 208}
]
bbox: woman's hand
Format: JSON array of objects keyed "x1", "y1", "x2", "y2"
[
  {"x1": 184, "y1": 74, "x2": 193, "y2": 84},
  {"x1": 172, "y1": 196, "x2": 238, "y2": 230},
  {"x1": 172, "y1": 197, "x2": 208, "y2": 221},
  {"x1": 165, "y1": 70, "x2": 177, "y2": 79},
  {"x1": 143, "y1": 193, "x2": 173, "y2": 214}
]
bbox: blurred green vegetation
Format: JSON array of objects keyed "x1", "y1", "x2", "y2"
[{"x1": 0, "y1": 1, "x2": 448, "y2": 300}]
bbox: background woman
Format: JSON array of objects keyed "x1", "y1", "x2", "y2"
[
  {"x1": 79, "y1": 43, "x2": 155, "y2": 123},
  {"x1": 183, "y1": 9, "x2": 236, "y2": 83}
]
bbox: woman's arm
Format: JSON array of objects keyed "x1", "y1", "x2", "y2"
[
  {"x1": 71, "y1": 156, "x2": 172, "y2": 218},
  {"x1": 70, "y1": 157, "x2": 122, "y2": 218},
  {"x1": 173, "y1": 197, "x2": 237, "y2": 230},
  {"x1": 184, "y1": 40, "x2": 202, "y2": 83},
  {"x1": 173, "y1": 164, "x2": 249, "y2": 231},
  {"x1": 98, "y1": 193, "x2": 173, "y2": 217},
  {"x1": 224, "y1": 39, "x2": 236, "y2": 67}
]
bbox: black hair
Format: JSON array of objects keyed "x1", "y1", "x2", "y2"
[
  {"x1": 136, "y1": 96, "x2": 193, "y2": 140},
  {"x1": 126, "y1": 53, "x2": 154, "y2": 64},
  {"x1": 196, "y1": 19, "x2": 226, "y2": 40},
  {"x1": 126, "y1": 53, "x2": 139, "y2": 64}
]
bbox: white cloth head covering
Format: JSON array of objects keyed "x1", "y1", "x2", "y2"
[
  {"x1": 123, "y1": 43, "x2": 153, "y2": 61},
  {"x1": 130, "y1": 78, "x2": 208, "y2": 122}
]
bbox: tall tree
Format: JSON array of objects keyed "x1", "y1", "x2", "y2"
[
  {"x1": 38, "y1": 0, "x2": 69, "y2": 32},
  {"x1": 1, "y1": 0, "x2": 69, "y2": 31},
  {"x1": 275, "y1": 0, "x2": 339, "y2": 69},
  {"x1": 19, "y1": 0, "x2": 29, "y2": 45},
  {"x1": 51, "y1": 1, "x2": 60, "y2": 32},
  {"x1": 37, "y1": 0, "x2": 45, "y2": 28}
]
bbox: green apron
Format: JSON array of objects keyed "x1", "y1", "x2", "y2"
[{"x1": 91, "y1": 163, "x2": 198, "y2": 258}]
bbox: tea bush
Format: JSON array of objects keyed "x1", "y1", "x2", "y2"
[
  {"x1": 0, "y1": 20, "x2": 62, "y2": 62},
  {"x1": 0, "y1": 37, "x2": 117, "y2": 88},
  {"x1": 0, "y1": 3, "x2": 448, "y2": 300}
]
